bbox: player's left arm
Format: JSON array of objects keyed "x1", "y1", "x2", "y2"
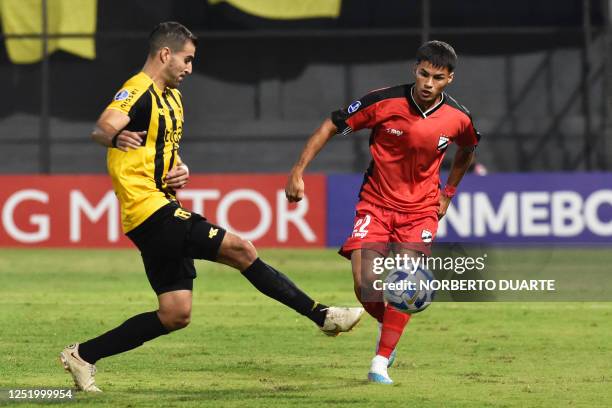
[
  {"x1": 438, "y1": 115, "x2": 480, "y2": 219},
  {"x1": 438, "y1": 146, "x2": 474, "y2": 219}
]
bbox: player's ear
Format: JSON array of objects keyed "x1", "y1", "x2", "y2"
[
  {"x1": 160, "y1": 47, "x2": 171, "y2": 64},
  {"x1": 447, "y1": 71, "x2": 455, "y2": 84}
]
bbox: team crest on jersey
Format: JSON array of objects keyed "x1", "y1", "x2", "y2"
[
  {"x1": 421, "y1": 229, "x2": 433, "y2": 243},
  {"x1": 347, "y1": 100, "x2": 362, "y2": 114},
  {"x1": 113, "y1": 89, "x2": 129, "y2": 101},
  {"x1": 437, "y1": 135, "x2": 450, "y2": 152}
]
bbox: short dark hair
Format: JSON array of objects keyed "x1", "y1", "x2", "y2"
[
  {"x1": 148, "y1": 21, "x2": 197, "y2": 56},
  {"x1": 416, "y1": 40, "x2": 457, "y2": 72}
]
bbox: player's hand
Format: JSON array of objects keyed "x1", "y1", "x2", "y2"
[
  {"x1": 285, "y1": 173, "x2": 305, "y2": 202},
  {"x1": 113, "y1": 130, "x2": 146, "y2": 151},
  {"x1": 165, "y1": 164, "x2": 190, "y2": 189},
  {"x1": 438, "y1": 194, "x2": 451, "y2": 220}
]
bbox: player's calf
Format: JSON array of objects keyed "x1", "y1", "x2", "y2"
[
  {"x1": 217, "y1": 233, "x2": 364, "y2": 332},
  {"x1": 351, "y1": 275, "x2": 385, "y2": 322},
  {"x1": 350, "y1": 249, "x2": 386, "y2": 321}
]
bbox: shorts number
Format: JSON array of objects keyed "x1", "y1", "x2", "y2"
[{"x1": 352, "y1": 215, "x2": 371, "y2": 238}]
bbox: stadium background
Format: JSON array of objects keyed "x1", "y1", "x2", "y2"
[{"x1": 0, "y1": 0, "x2": 611, "y2": 248}]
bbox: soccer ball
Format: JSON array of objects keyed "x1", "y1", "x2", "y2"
[{"x1": 383, "y1": 267, "x2": 436, "y2": 313}]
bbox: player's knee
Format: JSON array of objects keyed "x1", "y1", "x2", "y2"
[
  {"x1": 355, "y1": 283, "x2": 371, "y2": 302},
  {"x1": 352, "y1": 277, "x2": 361, "y2": 295},
  {"x1": 172, "y1": 312, "x2": 191, "y2": 330},
  {"x1": 218, "y1": 233, "x2": 259, "y2": 270},
  {"x1": 233, "y1": 237, "x2": 258, "y2": 268},
  {"x1": 352, "y1": 270, "x2": 365, "y2": 300},
  {"x1": 159, "y1": 308, "x2": 191, "y2": 331},
  {"x1": 353, "y1": 284, "x2": 363, "y2": 301},
  {"x1": 241, "y1": 239, "x2": 258, "y2": 263}
]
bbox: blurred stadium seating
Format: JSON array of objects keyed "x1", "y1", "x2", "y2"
[{"x1": 0, "y1": 0, "x2": 609, "y2": 174}]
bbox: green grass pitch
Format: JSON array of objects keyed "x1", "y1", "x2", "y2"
[{"x1": 0, "y1": 248, "x2": 610, "y2": 407}]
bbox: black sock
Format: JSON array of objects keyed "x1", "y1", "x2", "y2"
[
  {"x1": 78, "y1": 311, "x2": 169, "y2": 364},
  {"x1": 241, "y1": 258, "x2": 328, "y2": 327},
  {"x1": 309, "y1": 302, "x2": 329, "y2": 327}
]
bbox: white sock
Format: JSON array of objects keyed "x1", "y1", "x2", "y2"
[{"x1": 370, "y1": 355, "x2": 390, "y2": 374}]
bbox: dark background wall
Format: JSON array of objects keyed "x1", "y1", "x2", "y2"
[{"x1": 0, "y1": 0, "x2": 608, "y2": 173}]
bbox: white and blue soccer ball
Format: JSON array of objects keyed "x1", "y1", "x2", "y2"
[{"x1": 383, "y1": 267, "x2": 436, "y2": 313}]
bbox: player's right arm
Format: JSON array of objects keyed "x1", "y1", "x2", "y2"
[
  {"x1": 285, "y1": 118, "x2": 337, "y2": 203},
  {"x1": 91, "y1": 109, "x2": 146, "y2": 151},
  {"x1": 92, "y1": 81, "x2": 151, "y2": 151},
  {"x1": 286, "y1": 92, "x2": 379, "y2": 202}
]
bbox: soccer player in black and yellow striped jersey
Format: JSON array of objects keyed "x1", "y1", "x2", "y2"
[{"x1": 58, "y1": 22, "x2": 363, "y2": 392}]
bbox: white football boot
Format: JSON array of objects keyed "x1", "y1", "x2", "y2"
[
  {"x1": 375, "y1": 322, "x2": 397, "y2": 367},
  {"x1": 319, "y1": 307, "x2": 365, "y2": 336},
  {"x1": 59, "y1": 343, "x2": 102, "y2": 392},
  {"x1": 368, "y1": 355, "x2": 394, "y2": 384}
]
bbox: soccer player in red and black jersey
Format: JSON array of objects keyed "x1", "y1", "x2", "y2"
[{"x1": 286, "y1": 41, "x2": 479, "y2": 384}]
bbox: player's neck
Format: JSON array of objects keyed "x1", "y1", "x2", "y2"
[
  {"x1": 141, "y1": 63, "x2": 168, "y2": 91},
  {"x1": 411, "y1": 88, "x2": 442, "y2": 113}
]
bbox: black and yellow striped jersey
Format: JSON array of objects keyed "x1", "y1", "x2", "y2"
[{"x1": 106, "y1": 71, "x2": 185, "y2": 233}]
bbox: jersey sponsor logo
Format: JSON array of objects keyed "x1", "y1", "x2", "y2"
[
  {"x1": 437, "y1": 135, "x2": 449, "y2": 152},
  {"x1": 208, "y1": 227, "x2": 219, "y2": 239},
  {"x1": 164, "y1": 125, "x2": 183, "y2": 144},
  {"x1": 386, "y1": 128, "x2": 404, "y2": 137},
  {"x1": 174, "y1": 208, "x2": 192, "y2": 220},
  {"x1": 347, "y1": 100, "x2": 362, "y2": 114},
  {"x1": 421, "y1": 229, "x2": 433, "y2": 243},
  {"x1": 352, "y1": 214, "x2": 371, "y2": 238},
  {"x1": 113, "y1": 89, "x2": 129, "y2": 101}
]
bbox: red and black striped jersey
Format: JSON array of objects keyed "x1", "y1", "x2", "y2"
[{"x1": 331, "y1": 83, "x2": 480, "y2": 214}]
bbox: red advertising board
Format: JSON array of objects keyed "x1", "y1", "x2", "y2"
[{"x1": 0, "y1": 174, "x2": 326, "y2": 248}]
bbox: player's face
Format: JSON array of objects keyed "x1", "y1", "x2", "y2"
[
  {"x1": 413, "y1": 61, "x2": 454, "y2": 107},
  {"x1": 166, "y1": 40, "x2": 196, "y2": 88}
]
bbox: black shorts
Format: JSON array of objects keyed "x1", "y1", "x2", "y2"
[{"x1": 127, "y1": 203, "x2": 226, "y2": 295}]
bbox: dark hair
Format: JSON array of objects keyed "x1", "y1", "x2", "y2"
[
  {"x1": 148, "y1": 21, "x2": 197, "y2": 56},
  {"x1": 416, "y1": 40, "x2": 457, "y2": 72}
]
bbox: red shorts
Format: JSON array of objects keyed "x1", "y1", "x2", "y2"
[{"x1": 339, "y1": 200, "x2": 438, "y2": 259}]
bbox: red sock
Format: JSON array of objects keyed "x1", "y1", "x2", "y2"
[
  {"x1": 361, "y1": 301, "x2": 385, "y2": 323},
  {"x1": 378, "y1": 305, "x2": 411, "y2": 358}
]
